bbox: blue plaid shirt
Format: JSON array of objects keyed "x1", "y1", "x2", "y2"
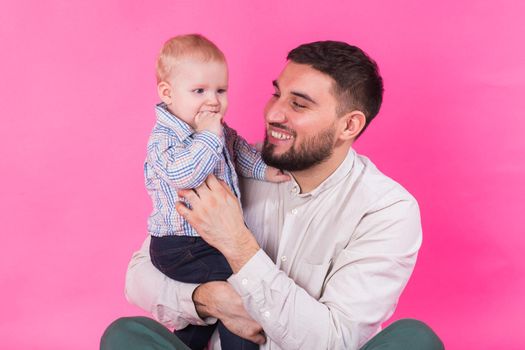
[{"x1": 145, "y1": 103, "x2": 267, "y2": 237}]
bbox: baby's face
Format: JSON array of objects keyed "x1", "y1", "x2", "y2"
[{"x1": 163, "y1": 58, "x2": 228, "y2": 128}]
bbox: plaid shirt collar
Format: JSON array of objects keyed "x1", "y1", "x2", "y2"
[{"x1": 155, "y1": 103, "x2": 194, "y2": 142}]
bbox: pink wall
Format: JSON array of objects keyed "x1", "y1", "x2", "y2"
[{"x1": 1, "y1": 0, "x2": 524, "y2": 349}]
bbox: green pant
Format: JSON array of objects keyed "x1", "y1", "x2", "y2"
[{"x1": 101, "y1": 316, "x2": 444, "y2": 350}]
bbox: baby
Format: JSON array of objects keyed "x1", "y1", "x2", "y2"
[{"x1": 144, "y1": 34, "x2": 288, "y2": 350}]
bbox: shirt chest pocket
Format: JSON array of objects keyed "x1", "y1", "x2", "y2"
[{"x1": 291, "y1": 259, "x2": 332, "y2": 299}]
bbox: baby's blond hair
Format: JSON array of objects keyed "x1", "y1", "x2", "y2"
[{"x1": 156, "y1": 34, "x2": 226, "y2": 83}]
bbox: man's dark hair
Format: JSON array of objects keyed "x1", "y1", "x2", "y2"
[{"x1": 287, "y1": 41, "x2": 383, "y2": 137}]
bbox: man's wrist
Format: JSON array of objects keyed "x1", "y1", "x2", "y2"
[{"x1": 224, "y1": 228, "x2": 261, "y2": 273}]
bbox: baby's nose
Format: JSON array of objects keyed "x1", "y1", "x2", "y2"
[{"x1": 206, "y1": 93, "x2": 220, "y2": 105}]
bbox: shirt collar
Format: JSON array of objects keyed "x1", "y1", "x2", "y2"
[
  {"x1": 155, "y1": 103, "x2": 194, "y2": 142},
  {"x1": 291, "y1": 148, "x2": 356, "y2": 198}
]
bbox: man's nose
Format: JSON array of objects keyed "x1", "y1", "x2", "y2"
[{"x1": 265, "y1": 100, "x2": 286, "y2": 123}]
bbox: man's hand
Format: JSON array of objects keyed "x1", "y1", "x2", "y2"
[
  {"x1": 193, "y1": 281, "x2": 266, "y2": 345},
  {"x1": 195, "y1": 110, "x2": 223, "y2": 136},
  {"x1": 265, "y1": 166, "x2": 291, "y2": 183},
  {"x1": 175, "y1": 175, "x2": 260, "y2": 272}
]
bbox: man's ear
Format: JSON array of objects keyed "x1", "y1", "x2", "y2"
[
  {"x1": 338, "y1": 111, "x2": 366, "y2": 141},
  {"x1": 157, "y1": 81, "x2": 172, "y2": 104}
]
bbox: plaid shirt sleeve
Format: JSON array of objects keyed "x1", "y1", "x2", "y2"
[
  {"x1": 149, "y1": 130, "x2": 225, "y2": 189},
  {"x1": 224, "y1": 124, "x2": 267, "y2": 181}
]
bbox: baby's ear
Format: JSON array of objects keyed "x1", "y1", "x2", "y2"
[{"x1": 157, "y1": 81, "x2": 172, "y2": 104}]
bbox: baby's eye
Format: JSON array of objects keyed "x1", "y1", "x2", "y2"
[
  {"x1": 217, "y1": 89, "x2": 227, "y2": 94},
  {"x1": 272, "y1": 92, "x2": 280, "y2": 98},
  {"x1": 193, "y1": 88, "x2": 205, "y2": 94}
]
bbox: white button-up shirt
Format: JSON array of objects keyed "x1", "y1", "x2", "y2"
[{"x1": 125, "y1": 149, "x2": 422, "y2": 350}]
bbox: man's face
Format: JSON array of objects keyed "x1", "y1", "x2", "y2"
[
  {"x1": 164, "y1": 58, "x2": 228, "y2": 128},
  {"x1": 262, "y1": 62, "x2": 340, "y2": 172}
]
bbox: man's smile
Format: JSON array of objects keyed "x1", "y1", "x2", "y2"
[
  {"x1": 270, "y1": 130, "x2": 293, "y2": 140},
  {"x1": 267, "y1": 123, "x2": 295, "y2": 144}
]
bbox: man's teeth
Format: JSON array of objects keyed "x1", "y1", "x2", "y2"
[{"x1": 271, "y1": 130, "x2": 293, "y2": 140}]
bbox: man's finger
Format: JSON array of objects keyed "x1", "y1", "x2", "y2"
[
  {"x1": 204, "y1": 174, "x2": 221, "y2": 190},
  {"x1": 178, "y1": 188, "x2": 199, "y2": 205},
  {"x1": 238, "y1": 322, "x2": 266, "y2": 344},
  {"x1": 249, "y1": 332, "x2": 266, "y2": 345},
  {"x1": 194, "y1": 179, "x2": 211, "y2": 198},
  {"x1": 206, "y1": 174, "x2": 232, "y2": 194},
  {"x1": 175, "y1": 202, "x2": 191, "y2": 221}
]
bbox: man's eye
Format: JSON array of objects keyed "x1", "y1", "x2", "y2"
[
  {"x1": 193, "y1": 88, "x2": 205, "y2": 94},
  {"x1": 292, "y1": 101, "x2": 306, "y2": 108},
  {"x1": 272, "y1": 93, "x2": 280, "y2": 98}
]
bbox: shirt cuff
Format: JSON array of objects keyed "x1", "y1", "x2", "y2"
[
  {"x1": 170, "y1": 282, "x2": 218, "y2": 327},
  {"x1": 253, "y1": 157, "x2": 268, "y2": 181},
  {"x1": 180, "y1": 283, "x2": 210, "y2": 325},
  {"x1": 193, "y1": 130, "x2": 224, "y2": 156},
  {"x1": 228, "y1": 249, "x2": 275, "y2": 300}
]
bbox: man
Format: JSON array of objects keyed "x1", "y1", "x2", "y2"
[{"x1": 101, "y1": 41, "x2": 444, "y2": 350}]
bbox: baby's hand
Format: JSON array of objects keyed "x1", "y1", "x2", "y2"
[
  {"x1": 195, "y1": 111, "x2": 223, "y2": 136},
  {"x1": 265, "y1": 166, "x2": 291, "y2": 183}
]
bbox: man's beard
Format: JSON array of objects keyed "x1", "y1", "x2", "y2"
[{"x1": 261, "y1": 123, "x2": 337, "y2": 172}]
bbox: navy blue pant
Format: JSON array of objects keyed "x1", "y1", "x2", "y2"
[{"x1": 150, "y1": 235, "x2": 258, "y2": 350}]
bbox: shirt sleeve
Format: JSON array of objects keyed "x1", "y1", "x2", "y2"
[
  {"x1": 228, "y1": 198, "x2": 422, "y2": 350},
  {"x1": 125, "y1": 236, "x2": 218, "y2": 329},
  {"x1": 149, "y1": 130, "x2": 225, "y2": 189},
  {"x1": 223, "y1": 124, "x2": 267, "y2": 181}
]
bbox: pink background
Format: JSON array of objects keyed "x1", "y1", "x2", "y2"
[{"x1": 1, "y1": 0, "x2": 524, "y2": 349}]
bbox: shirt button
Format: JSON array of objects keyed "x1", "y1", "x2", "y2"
[
  {"x1": 281, "y1": 256, "x2": 287, "y2": 262},
  {"x1": 263, "y1": 311, "x2": 271, "y2": 318},
  {"x1": 291, "y1": 208, "x2": 298, "y2": 215},
  {"x1": 291, "y1": 186, "x2": 298, "y2": 194},
  {"x1": 241, "y1": 278, "x2": 248, "y2": 286}
]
